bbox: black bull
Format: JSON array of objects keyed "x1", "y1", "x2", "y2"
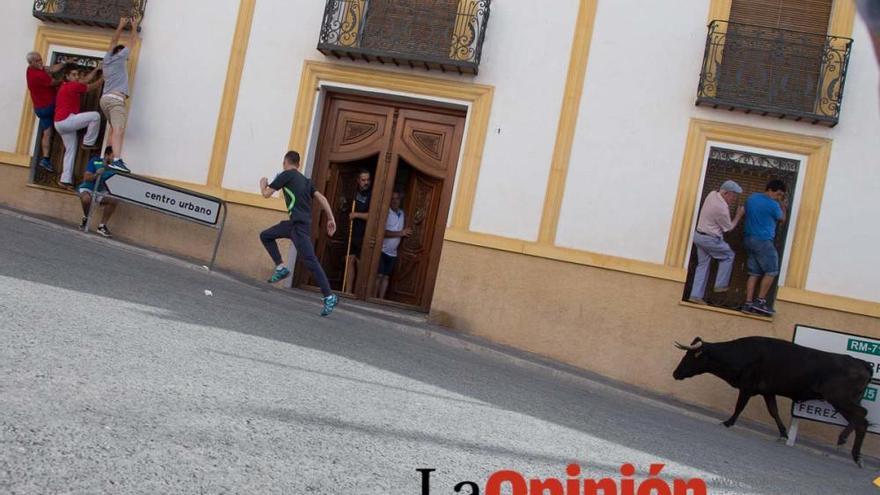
[{"x1": 672, "y1": 336, "x2": 873, "y2": 466}]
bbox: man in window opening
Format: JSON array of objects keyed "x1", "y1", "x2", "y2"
[
  {"x1": 77, "y1": 146, "x2": 118, "y2": 238},
  {"x1": 742, "y1": 179, "x2": 788, "y2": 316},
  {"x1": 343, "y1": 169, "x2": 372, "y2": 293},
  {"x1": 376, "y1": 191, "x2": 412, "y2": 299},
  {"x1": 54, "y1": 66, "x2": 103, "y2": 189},
  {"x1": 99, "y1": 16, "x2": 140, "y2": 174},
  {"x1": 688, "y1": 180, "x2": 745, "y2": 306},
  {"x1": 25, "y1": 51, "x2": 65, "y2": 172}
]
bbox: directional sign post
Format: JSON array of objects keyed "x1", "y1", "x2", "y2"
[
  {"x1": 86, "y1": 172, "x2": 228, "y2": 269},
  {"x1": 786, "y1": 324, "x2": 880, "y2": 447}
]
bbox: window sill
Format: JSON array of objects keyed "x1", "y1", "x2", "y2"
[
  {"x1": 26, "y1": 183, "x2": 77, "y2": 196},
  {"x1": 679, "y1": 300, "x2": 773, "y2": 322}
]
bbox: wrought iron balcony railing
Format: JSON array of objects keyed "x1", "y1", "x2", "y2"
[
  {"x1": 317, "y1": 0, "x2": 490, "y2": 75},
  {"x1": 696, "y1": 20, "x2": 852, "y2": 127},
  {"x1": 33, "y1": 0, "x2": 147, "y2": 30}
]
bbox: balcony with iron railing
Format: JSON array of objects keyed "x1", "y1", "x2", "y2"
[
  {"x1": 317, "y1": 0, "x2": 490, "y2": 75},
  {"x1": 696, "y1": 20, "x2": 853, "y2": 127},
  {"x1": 33, "y1": 0, "x2": 146, "y2": 30}
]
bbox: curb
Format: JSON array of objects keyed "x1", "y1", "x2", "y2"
[{"x1": 1, "y1": 205, "x2": 872, "y2": 468}]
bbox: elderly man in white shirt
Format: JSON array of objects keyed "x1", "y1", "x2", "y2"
[
  {"x1": 688, "y1": 180, "x2": 745, "y2": 304},
  {"x1": 376, "y1": 191, "x2": 411, "y2": 299}
]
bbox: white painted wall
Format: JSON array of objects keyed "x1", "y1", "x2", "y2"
[
  {"x1": 0, "y1": 4, "x2": 40, "y2": 153},
  {"x1": 554, "y1": 0, "x2": 880, "y2": 302},
  {"x1": 804, "y1": 18, "x2": 880, "y2": 302},
  {"x1": 222, "y1": 0, "x2": 327, "y2": 192},
  {"x1": 122, "y1": 0, "x2": 240, "y2": 184},
  {"x1": 222, "y1": 0, "x2": 578, "y2": 243},
  {"x1": 465, "y1": 0, "x2": 579, "y2": 240}
]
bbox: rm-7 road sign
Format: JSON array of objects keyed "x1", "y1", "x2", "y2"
[
  {"x1": 791, "y1": 324, "x2": 880, "y2": 434},
  {"x1": 102, "y1": 173, "x2": 222, "y2": 225}
]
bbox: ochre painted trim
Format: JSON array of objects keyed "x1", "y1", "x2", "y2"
[
  {"x1": 828, "y1": 0, "x2": 857, "y2": 37},
  {"x1": 206, "y1": 0, "x2": 256, "y2": 189},
  {"x1": 445, "y1": 228, "x2": 686, "y2": 282},
  {"x1": 288, "y1": 61, "x2": 494, "y2": 231},
  {"x1": 707, "y1": 0, "x2": 732, "y2": 23},
  {"x1": 664, "y1": 118, "x2": 832, "y2": 291},
  {"x1": 537, "y1": 0, "x2": 598, "y2": 245},
  {"x1": 16, "y1": 25, "x2": 142, "y2": 156},
  {"x1": 0, "y1": 152, "x2": 30, "y2": 167},
  {"x1": 679, "y1": 300, "x2": 772, "y2": 321},
  {"x1": 778, "y1": 287, "x2": 880, "y2": 319},
  {"x1": 150, "y1": 177, "x2": 285, "y2": 212}
]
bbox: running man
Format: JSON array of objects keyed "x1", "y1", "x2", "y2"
[
  {"x1": 259, "y1": 151, "x2": 339, "y2": 316},
  {"x1": 77, "y1": 146, "x2": 118, "y2": 238},
  {"x1": 99, "y1": 16, "x2": 139, "y2": 173}
]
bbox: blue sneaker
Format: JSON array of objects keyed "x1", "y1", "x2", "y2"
[
  {"x1": 38, "y1": 157, "x2": 54, "y2": 172},
  {"x1": 267, "y1": 267, "x2": 290, "y2": 283},
  {"x1": 106, "y1": 159, "x2": 130, "y2": 173},
  {"x1": 321, "y1": 294, "x2": 338, "y2": 317}
]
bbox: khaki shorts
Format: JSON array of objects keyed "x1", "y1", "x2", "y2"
[{"x1": 99, "y1": 95, "x2": 127, "y2": 129}]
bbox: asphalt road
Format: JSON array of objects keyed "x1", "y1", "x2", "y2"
[{"x1": 0, "y1": 210, "x2": 877, "y2": 494}]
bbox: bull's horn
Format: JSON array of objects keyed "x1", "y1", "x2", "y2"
[{"x1": 674, "y1": 340, "x2": 703, "y2": 351}]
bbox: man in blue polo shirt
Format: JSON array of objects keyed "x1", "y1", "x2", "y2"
[
  {"x1": 77, "y1": 146, "x2": 118, "y2": 237},
  {"x1": 742, "y1": 179, "x2": 788, "y2": 316}
]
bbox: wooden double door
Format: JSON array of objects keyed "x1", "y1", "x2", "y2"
[{"x1": 296, "y1": 93, "x2": 466, "y2": 312}]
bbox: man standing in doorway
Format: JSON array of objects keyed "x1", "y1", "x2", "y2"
[
  {"x1": 99, "y1": 16, "x2": 139, "y2": 174},
  {"x1": 25, "y1": 52, "x2": 64, "y2": 172},
  {"x1": 77, "y1": 146, "x2": 118, "y2": 238},
  {"x1": 376, "y1": 191, "x2": 412, "y2": 299},
  {"x1": 742, "y1": 179, "x2": 788, "y2": 316},
  {"x1": 259, "y1": 151, "x2": 339, "y2": 316},
  {"x1": 54, "y1": 66, "x2": 103, "y2": 189},
  {"x1": 688, "y1": 180, "x2": 745, "y2": 305},
  {"x1": 344, "y1": 169, "x2": 372, "y2": 293}
]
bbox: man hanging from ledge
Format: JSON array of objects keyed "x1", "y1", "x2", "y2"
[
  {"x1": 54, "y1": 65, "x2": 103, "y2": 189},
  {"x1": 77, "y1": 146, "x2": 118, "y2": 238},
  {"x1": 99, "y1": 16, "x2": 140, "y2": 174},
  {"x1": 25, "y1": 51, "x2": 65, "y2": 172}
]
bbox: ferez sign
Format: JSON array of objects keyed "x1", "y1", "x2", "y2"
[
  {"x1": 101, "y1": 174, "x2": 222, "y2": 225},
  {"x1": 791, "y1": 324, "x2": 880, "y2": 434}
]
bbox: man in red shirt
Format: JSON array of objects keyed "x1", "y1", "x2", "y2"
[
  {"x1": 25, "y1": 52, "x2": 64, "y2": 171},
  {"x1": 54, "y1": 66, "x2": 103, "y2": 188}
]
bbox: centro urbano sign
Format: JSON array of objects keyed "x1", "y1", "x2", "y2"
[{"x1": 102, "y1": 174, "x2": 222, "y2": 225}]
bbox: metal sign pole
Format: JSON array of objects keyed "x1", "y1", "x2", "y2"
[
  {"x1": 786, "y1": 418, "x2": 800, "y2": 447},
  {"x1": 208, "y1": 203, "x2": 228, "y2": 271},
  {"x1": 83, "y1": 173, "x2": 103, "y2": 234}
]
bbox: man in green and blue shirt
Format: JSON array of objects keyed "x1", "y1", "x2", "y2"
[
  {"x1": 77, "y1": 146, "x2": 118, "y2": 238},
  {"x1": 259, "y1": 151, "x2": 339, "y2": 316}
]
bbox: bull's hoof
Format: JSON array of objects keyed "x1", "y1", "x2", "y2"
[
  {"x1": 721, "y1": 420, "x2": 734, "y2": 428},
  {"x1": 856, "y1": 458, "x2": 864, "y2": 469}
]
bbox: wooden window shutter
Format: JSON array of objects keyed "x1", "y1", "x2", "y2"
[{"x1": 729, "y1": 0, "x2": 832, "y2": 34}]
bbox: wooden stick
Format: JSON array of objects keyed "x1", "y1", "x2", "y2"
[{"x1": 341, "y1": 198, "x2": 356, "y2": 293}]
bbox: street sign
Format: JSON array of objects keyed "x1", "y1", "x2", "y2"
[
  {"x1": 791, "y1": 324, "x2": 880, "y2": 434},
  {"x1": 102, "y1": 174, "x2": 222, "y2": 225}
]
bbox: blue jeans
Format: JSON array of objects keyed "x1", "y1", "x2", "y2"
[
  {"x1": 744, "y1": 236, "x2": 779, "y2": 276},
  {"x1": 690, "y1": 232, "x2": 735, "y2": 300}
]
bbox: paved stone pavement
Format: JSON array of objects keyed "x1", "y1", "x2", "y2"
[{"x1": 0, "y1": 210, "x2": 877, "y2": 494}]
